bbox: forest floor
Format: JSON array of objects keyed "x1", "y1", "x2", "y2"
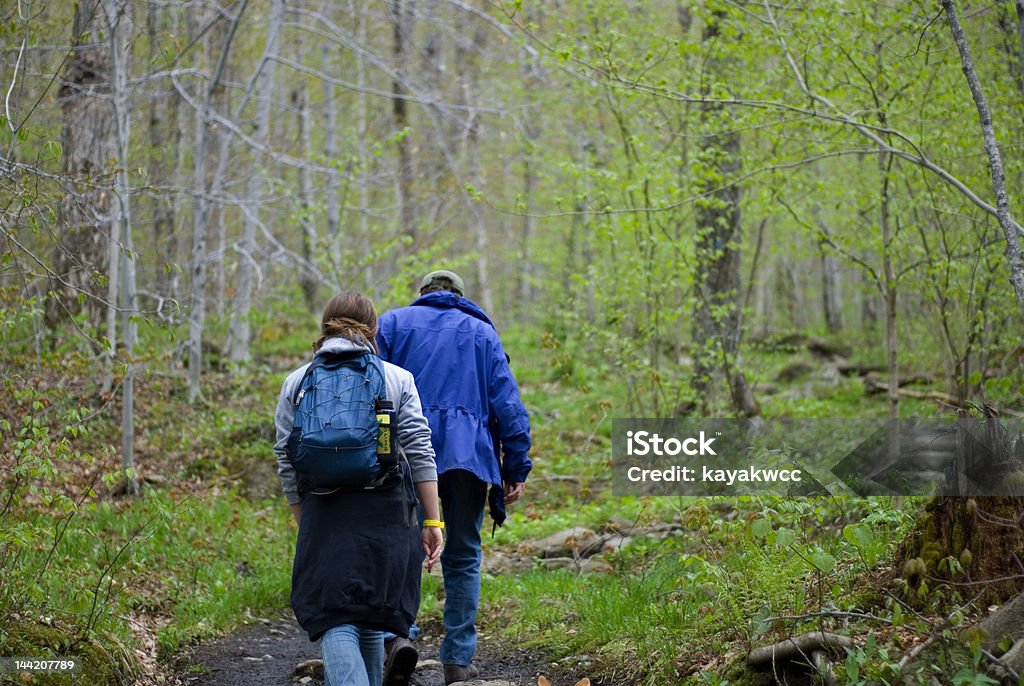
[{"x1": 171, "y1": 607, "x2": 596, "y2": 686}]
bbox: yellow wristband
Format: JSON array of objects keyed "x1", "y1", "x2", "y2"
[{"x1": 423, "y1": 519, "x2": 445, "y2": 530}]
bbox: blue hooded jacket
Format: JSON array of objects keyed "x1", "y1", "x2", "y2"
[{"x1": 377, "y1": 292, "x2": 532, "y2": 514}]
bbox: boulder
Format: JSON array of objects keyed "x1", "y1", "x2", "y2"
[
  {"x1": 1000, "y1": 639, "x2": 1024, "y2": 674},
  {"x1": 522, "y1": 527, "x2": 599, "y2": 558},
  {"x1": 976, "y1": 593, "x2": 1024, "y2": 652}
]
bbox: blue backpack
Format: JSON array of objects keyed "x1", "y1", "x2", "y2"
[{"x1": 286, "y1": 351, "x2": 397, "y2": 489}]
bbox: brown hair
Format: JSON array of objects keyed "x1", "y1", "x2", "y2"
[{"x1": 313, "y1": 291, "x2": 379, "y2": 354}]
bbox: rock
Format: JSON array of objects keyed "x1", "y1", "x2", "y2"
[
  {"x1": 776, "y1": 359, "x2": 816, "y2": 382},
  {"x1": 538, "y1": 556, "x2": 615, "y2": 574},
  {"x1": 294, "y1": 659, "x2": 324, "y2": 680},
  {"x1": 416, "y1": 658, "x2": 443, "y2": 670},
  {"x1": 580, "y1": 534, "x2": 631, "y2": 556},
  {"x1": 806, "y1": 337, "x2": 852, "y2": 360},
  {"x1": 539, "y1": 556, "x2": 577, "y2": 570},
  {"x1": 448, "y1": 681, "x2": 515, "y2": 686},
  {"x1": 481, "y1": 550, "x2": 532, "y2": 576},
  {"x1": 975, "y1": 592, "x2": 1024, "y2": 652},
  {"x1": 523, "y1": 527, "x2": 599, "y2": 558},
  {"x1": 577, "y1": 557, "x2": 615, "y2": 574},
  {"x1": 600, "y1": 516, "x2": 635, "y2": 533},
  {"x1": 999, "y1": 638, "x2": 1024, "y2": 673}
]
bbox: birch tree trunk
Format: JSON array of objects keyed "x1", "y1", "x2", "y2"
[
  {"x1": 101, "y1": 0, "x2": 139, "y2": 495},
  {"x1": 518, "y1": 120, "x2": 538, "y2": 321},
  {"x1": 942, "y1": 0, "x2": 1024, "y2": 318},
  {"x1": 228, "y1": 0, "x2": 284, "y2": 365},
  {"x1": 455, "y1": 17, "x2": 494, "y2": 313},
  {"x1": 188, "y1": 0, "x2": 249, "y2": 403}
]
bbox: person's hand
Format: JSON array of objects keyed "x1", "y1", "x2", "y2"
[
  {"x1": 421, "y1": 526, "x2": 443, "y2": 572},
  {"x1": 503, "y1": 481, "x2": 526, "y2": 504}
]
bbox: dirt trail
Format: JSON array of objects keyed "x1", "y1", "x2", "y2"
[{"x1": 174, "y1": 610, "x2": 571, "y2": 686}]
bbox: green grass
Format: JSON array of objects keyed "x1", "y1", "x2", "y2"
[
  {"x1": 0, "y1": 353, "x2": 299, "y2": 683},
  {"x1": 480, "y1": 494, "x2": 924, "y2": 684},
  {"x1": 478, "y1": 331, "x2": 974, "y2": 684},
  {"x1": 0, "y1": 485, "x2": 296, "y2": 672}
]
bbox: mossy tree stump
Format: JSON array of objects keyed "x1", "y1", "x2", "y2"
[{"x1": 897, "y1": 413, "x2": 1024, "y2": 606}]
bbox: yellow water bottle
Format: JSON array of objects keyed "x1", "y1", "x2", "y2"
[{"x1": 376, "y1": 399, "x2": 396, "y2": 468}]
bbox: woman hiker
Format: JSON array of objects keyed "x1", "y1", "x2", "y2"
[{"x1": 275, "y1": 291, "x2": 444, "y2": 686}]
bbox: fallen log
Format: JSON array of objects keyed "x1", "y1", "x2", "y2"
[
  {"x1": 747, "y1": 631, "x2": 856, "y2": 669},
  {"x1": 863, "y1": 377, "x2": 967, "y2": 408}
]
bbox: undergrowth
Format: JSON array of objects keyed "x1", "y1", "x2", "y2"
[{"x1": 1, "y1": 319, "x2": 1020, "y2": 685}]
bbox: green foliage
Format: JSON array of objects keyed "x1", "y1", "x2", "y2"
[
  {"x1": 5, "y1": 1, "x2": 1024, "y2": 684},
  {"x1": 0, "y1": 349, "x2": 295, "y2": 679}
]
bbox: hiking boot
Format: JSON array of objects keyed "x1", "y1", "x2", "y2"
[
  {"x1": 383, "y1": 637, "x2": 418, "y2": 685},
  {"x1": 443, "y1": 662, "x2": 479, "y2": 685}
]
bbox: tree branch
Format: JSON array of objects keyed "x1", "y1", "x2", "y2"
[{"x1": 941, "y1": 0, "x2": 1024, "y2": 316}]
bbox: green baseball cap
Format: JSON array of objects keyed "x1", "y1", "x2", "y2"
[{"x1": 420, "y1": 270, "x2": 465, "y2": 295}]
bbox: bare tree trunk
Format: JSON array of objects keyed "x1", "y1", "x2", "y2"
[
  {"x1": 518, "y1": 129, "x2": 537, "y2": 321},
  {"x1": 323, "y1": 73, "x2": 341, "y2": 283},
  {"x1": 51, "y1": 0, "x2": 116, "y2": 338},
  {"x1": 820, "y1": 244, "x2": 843, "y2": 334},
  {"x1": 998, "y1": 0, "x2": 1024, "y2": 102},
  {"x1": 356, "y1": 0, "x2": 373, "y2": 286},
  {"x1": 102, "y1": 0, "x2": 139, "y2": 495},
  {"x1": 188, "y1": 0, "x2": 249, "y2": 403},
  {"x1": 229, "y1": 0, "x2": 284, "y2": 365},
  {"x1": 392, "y1": 0, "x2": 417, "y2": 251},
  {"x1": 880, "y1": 153, "x2": 899, "y2": 420},
  {"x1": 294, "y1": 50, "x2": 318, "y2": 311},
  {"x1": 1018, "y1": 0, "x2": 1024, "y2": 97},
  {"x1": 860, "y1": 268, "x2": 879, "y2": 331},
  {"x1": 456, "y1": 18, "x2": 493, "y2": 313},
  {"x1": 147, "y1": 2, "x2": 179, "y2": 300},
  {"x1": 942, "y1": 0, "x2": 1024, "y2": 318}
]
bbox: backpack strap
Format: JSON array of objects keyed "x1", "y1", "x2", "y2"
[
  {"x1": 365, "y1": 353, "x2": 388, "y2": 403},
  {"x1": 290, "y1": 355, "x2": 327, "y2": 405}
]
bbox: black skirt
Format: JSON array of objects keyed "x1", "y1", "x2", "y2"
[{"x1": 290, "y1": 464, "x2": 422, "y2": 641}]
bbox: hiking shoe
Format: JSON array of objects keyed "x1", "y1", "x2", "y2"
[
  {"x1": 443, "y1": 662, "x2": 479, "y2": 685},
  {"x1": 383, "y1": 637, "x2": 418, "y2": 685}
]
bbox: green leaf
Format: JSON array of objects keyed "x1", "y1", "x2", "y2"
[
  {"x1": 810, "y1": 549, "x2": 836, "y2": 574},
  {"x1": 750, "y1": 518, "x2": 771, "y2": 538},
  {"x1": 773, "y1": 527, "x2": 796, "y2": 548}
]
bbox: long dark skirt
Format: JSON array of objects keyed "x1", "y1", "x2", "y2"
[{"x1": 291, "y1": 466, "x2": 422, "y2": 641}]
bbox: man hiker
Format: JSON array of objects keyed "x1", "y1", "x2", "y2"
[{"x1": 377, "y1": 270, "x2": 533, "y2": 685}]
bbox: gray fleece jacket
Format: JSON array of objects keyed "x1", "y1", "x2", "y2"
[{"x1": 274, "y1": 336, "x2": 437, "y2": 505}]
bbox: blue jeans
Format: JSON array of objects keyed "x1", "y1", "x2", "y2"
[
  {"x1": 437, "y1": 469, "x2": 488, "y2": 666},
  {"x1": 321, "y1": 625, "x2": 384, "y2": 686}
]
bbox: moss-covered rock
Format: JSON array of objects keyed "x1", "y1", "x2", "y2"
[{"x1": 1, "y1": 617, "x2": 137, "y2": 686}]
